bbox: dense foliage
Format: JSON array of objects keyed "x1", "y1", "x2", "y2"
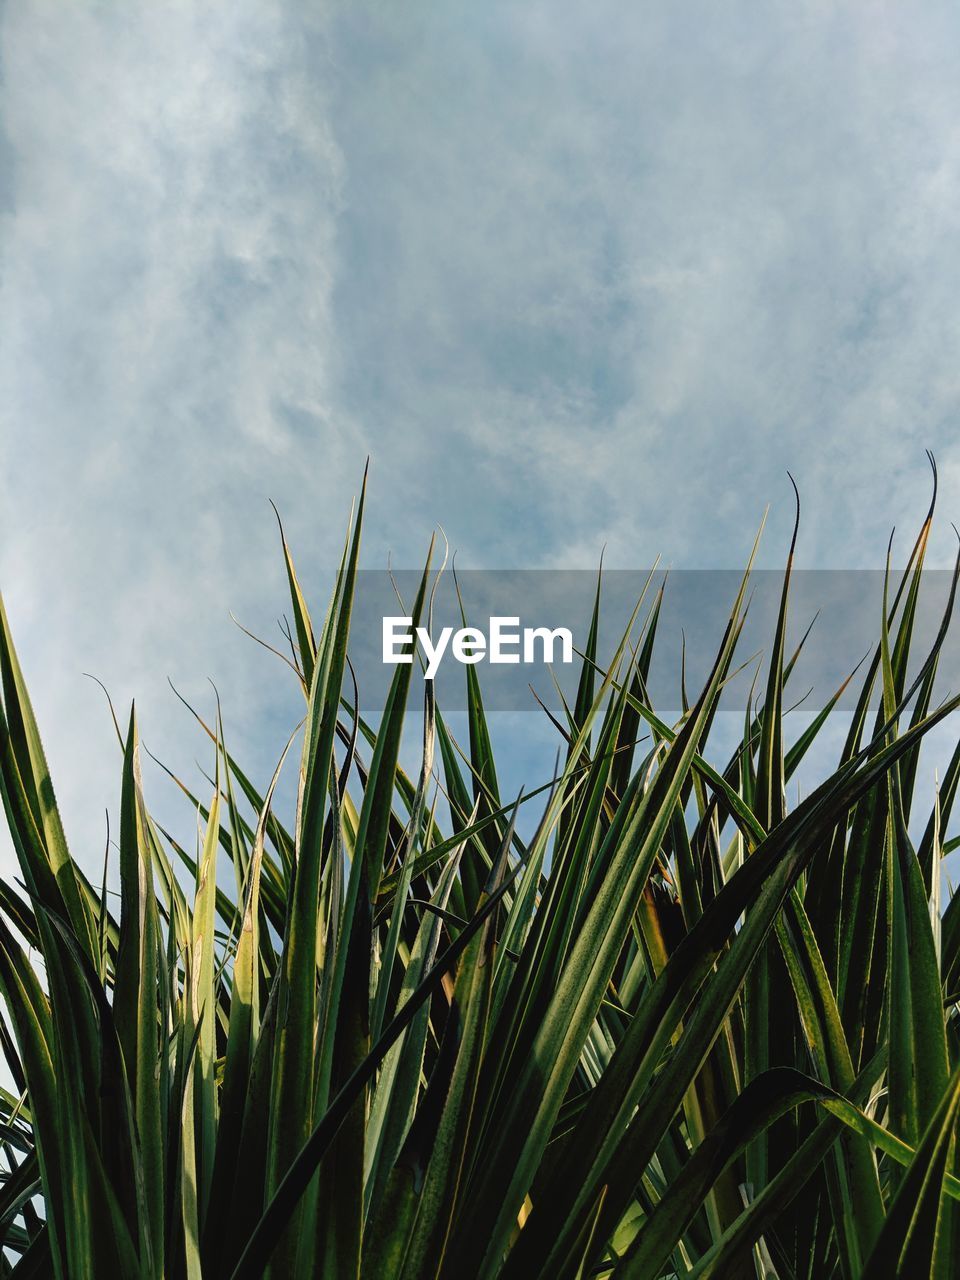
[{"x1": 1, "y1": 468, "x2": 959, "y2": 1278}]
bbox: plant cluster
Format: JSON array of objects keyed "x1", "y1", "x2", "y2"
[{"x1": 0, "y1": 469, "x2": 959, "y2": 1278}]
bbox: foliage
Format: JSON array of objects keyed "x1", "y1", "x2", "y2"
[{"x1": 1, "y1": 465, "x2": 960, "y2": 1279}]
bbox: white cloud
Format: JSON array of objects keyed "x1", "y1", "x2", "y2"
[
  {"x1": 3, "y1": 1, "x2": 960, "y2": 874},
  {"x1": 0, "y1": 2, "x2": 350, "y2": 867},
  {"x1": 324, "y1": 0, "x2": 960, "y2": 567}
]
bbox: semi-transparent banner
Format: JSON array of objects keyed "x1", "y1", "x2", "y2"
[{"x1": 341, "y1": 569, "x2": 958, "y2": 714}]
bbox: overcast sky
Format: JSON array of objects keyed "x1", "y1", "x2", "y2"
[{"x1": 3, "y1": 2, "x2": 960, "y2": 869}]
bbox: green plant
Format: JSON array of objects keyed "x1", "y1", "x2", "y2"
[{"x1": 1, "y1": 466, "x2": 959, "y2": 1279}]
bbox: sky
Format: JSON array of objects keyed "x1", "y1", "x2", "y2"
[{"x1": 3, "y1": 1, "x2": 960, "y2": 871}]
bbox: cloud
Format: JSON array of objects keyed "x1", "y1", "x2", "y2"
[
  {"x1": 3, "y1": 1, "x2": 960, "y2": 872},
  {"x1": 326, "y1": 0, "x2": 960, "y2": 567},
  {"x1": 0, "y1": 2, "x2": 349, "y2": 863}
]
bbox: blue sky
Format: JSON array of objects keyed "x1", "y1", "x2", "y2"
[{"x1": 2, "y1": 2, "x2": 960, "y2": 865}]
